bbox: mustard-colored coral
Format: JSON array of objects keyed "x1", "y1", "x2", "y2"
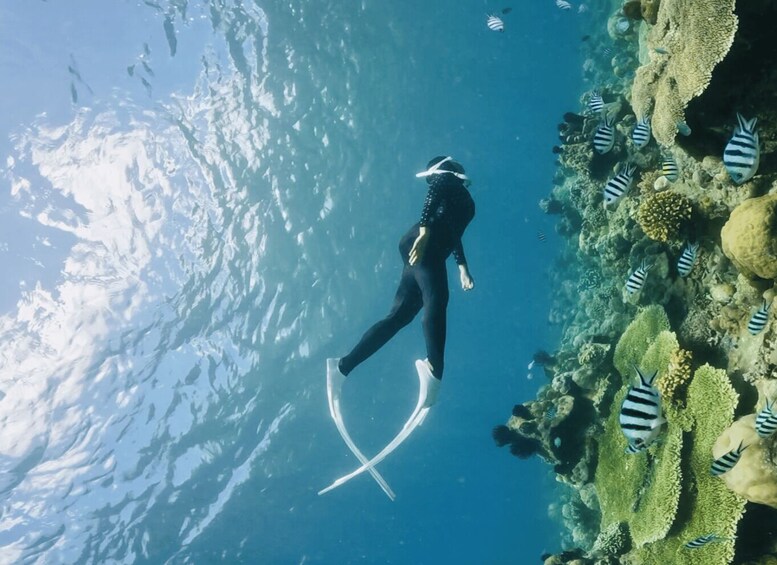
[
  {"x1": 716, "y1": 415, "x2": 777, "y2": 509},
  {"x1": 721, "y1": 193, "x2": 777, "y2": 281},
  {"x1": 637, "y1": 190, "x2": 692, "y2": 243},
  {"x1": 630, "y1": 0, "x2": 738, "y2": 146},
  {"x1": 657, "y1": 348, "x2": 692, "y2": 407}
]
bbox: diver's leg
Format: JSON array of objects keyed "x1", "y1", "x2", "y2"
[
  {"x1": 415, "y1": 261, "x2": 449, "y2": 380},
  {"x1": 338, "y1": 266, "x2": 422, "y2": 376}
]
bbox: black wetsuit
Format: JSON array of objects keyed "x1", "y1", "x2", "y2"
[{"x1": 339, "y1": 175, "x2": 475, "y2": 380}]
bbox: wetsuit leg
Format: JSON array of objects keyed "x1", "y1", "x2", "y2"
[
  {"x1": 339, "y1": 266, "x2": 423, "y2": 376},
  {"x1": 414, "y1": 260, "x2": 449, "y2": 379}
]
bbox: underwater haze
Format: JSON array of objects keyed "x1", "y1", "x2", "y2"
[{"x1": 0, "y1": 1, "x2": 582, "y2": 563}]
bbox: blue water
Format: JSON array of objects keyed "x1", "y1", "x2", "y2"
[{"x1": 0, "y1": 1, "x2": 584, "y2": 563}]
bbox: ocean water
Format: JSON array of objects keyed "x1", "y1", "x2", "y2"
[{"x1": 0, "y1": 1, "x2": 584, "y2": 563}]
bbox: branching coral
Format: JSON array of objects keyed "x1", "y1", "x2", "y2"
[
  {"x1": 657, "y1": 347, "x2": 692, "y2": 408},
  {"x1": 721, "y1": 193, "x2": 777, "y2": 281},
  {"x1": 630, "y1": 0, "x2": 738, "y2": 146},
  {"x1": 636, "y1": 191, "x2": 692, "y2": 243}
]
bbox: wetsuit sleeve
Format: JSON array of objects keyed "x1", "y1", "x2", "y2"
[
  {"x1": 452, "y1": 239, "x2": 467, "y2": 265},
  {"x1": 419, "y1": 182, "x2": 443, "y2": 227}
]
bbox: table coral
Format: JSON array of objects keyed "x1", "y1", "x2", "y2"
[
  {"x1": 630, "y1": 0, "x2": 738, "y2": 146},
  {"x1": 721, "y1": 193, "x2": 777, "y2": 282},
  {"x1": 636, "y1": 190, "x2": 692, "y2": 243},
  {"x1": 612, "y1": 304, "x2": 671, "y2": 380}
]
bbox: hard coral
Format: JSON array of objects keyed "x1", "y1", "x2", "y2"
[
  {"x1": 721, "y1": 193, "x2": 777, "y2": 282},
  {"x1": 716, "y1": 414, "x2": 777, "y2": 509},
  {"x1": 636, "y1": 190, "x2": 692, "y2": 243},
  {"x1": 656, "y1": 347, "x2": 692, "y2": 407},
  {"x1": 630, "y1": 0, "x2": 738, "y2": 146}
]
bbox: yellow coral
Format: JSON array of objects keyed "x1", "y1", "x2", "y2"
[
  {"x1": 721, "y1": 193, "x2": 777, "y2": 281},
  {"x1": 630, "y1": 0, "x2": 738, "y2": 146},
  {"x1": 657, "y1": 348, "x2": 692, "y2": 406},
  {"x1": 637, "y1": 190, "x2": 692, "y2": 243}
]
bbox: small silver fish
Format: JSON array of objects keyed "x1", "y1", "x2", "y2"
[
  {"x1": 724, "y1": 113, "x2": 759, "y2": 184},
  {"x1": 677, "y1": 243, "x2": 699, "y2": 278},
  {"x1": 625, "y1": 259, "x2": 650, "y2": 294},
  {"x1": 632, "y1": 116, "x2": 651, "y2": 149},
  {"x1": 756, "y1": 399, "x2": 777, "y2": 438},
  {"x1": 748, "y1": 300, "x2": 771, "y2": 335},
  {"x1": 486, "y1": 14, "x2": 505, "y2": 32},
  {"x1": 710, "y1": 441, "x2": 747, "y2": 476}
]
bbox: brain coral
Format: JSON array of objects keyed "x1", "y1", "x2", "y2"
[
  {"x1": 721, "y1": 193, "x2": 777, "y2": 281},
  {"x1": 715, "y1": 414, "x2": 777, "y2": 509},
  {"x1": 637, "y1": 191, "x2": 692, "y2": 243},
  {"x1": 630, "y1": 0, "x2": 738, "y2": 146}
]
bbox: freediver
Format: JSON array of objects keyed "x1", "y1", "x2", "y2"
[{"x1": 320, "y1": 156, "x2": 475, "y2": 498}]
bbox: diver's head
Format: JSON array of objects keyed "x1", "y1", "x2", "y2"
[{"x1": 415, "y1": 156, "x2": 470, "y2": 186}]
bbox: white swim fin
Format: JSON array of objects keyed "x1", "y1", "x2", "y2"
[
  {"x1": 318, "y1": 359, "x2": 440, "y2": 497},
  {"x1": 324, "y1": 358, "x2": 396, "y2": 501}
]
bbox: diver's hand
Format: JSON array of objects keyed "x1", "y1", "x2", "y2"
[
  {"x1": 408, "y1": 229, "x2": 429, "y2": 266},
  {"x1": 459, "y1": 264, "x2": 474, "y2": 291}
]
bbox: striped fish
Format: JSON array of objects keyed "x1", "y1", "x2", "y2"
[
  {"x1": 619, "y1": 367, "x2": 664, "y2": 451},
  {"x1": 711, "y1": 441, "x2": 747, "y2": 476},
  {"x1": 537, "y1": 230, "x2": 547, "y2": 243},
  {"x1": 588, "y1": 91, "x2": 604, "y2": 114},
  {"x1": 748, "y1": 300, "x2": 771, "y2": 335},
  {"x1": 724, "y1": 113, "x2": 759, "y2": 184},
  {"x1": 593, "y1": 115, "x2": 615, "y2": 154},
  {"x1": 625, "y1": 259, "x2": 650, "y2": 294},
  {"x1": 556, "y1": 0, "x2": 572, "y2": 9},
  {"x1": 755, "y1": 400, "x2": 777, "y2": 438},
  {"x1": 662, "y1": 154, "x2": 679, "y2": 182},
  {"x1": 632, "y1": 116, "x2": 651, "y2": 149},
  {"x1": 604, "y1": 163, "x2": 637, "y2": 206},
  {"x1": 486, "y1": 14, "x2": 505, "y2": 32},
  {"x1": 684, "y1": 534, "x2": 727, "y2": 549},
  {"x1": 677, "y1": 243, "x2": 699, "y2": 278}
]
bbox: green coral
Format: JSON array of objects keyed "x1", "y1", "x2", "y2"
[
  {"x1": 637, "y1": 191, "x2": 693, "y2": 243},
  {"x1": 630, "y1": 365, "x2": 746, "y2": 564},
  {"x1": 613, "y1": 305, "x2": 671, "y2": 381}
]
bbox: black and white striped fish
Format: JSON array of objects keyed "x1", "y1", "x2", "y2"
[
  {"x1": 756, "y1": 400, "x2": 777, "y2": 438},
  {"x1": 724, "y1": 113, "x2": 759, "y2": 184},
  {"x1": 632, "y1": 116, "x2": 651, "y2": 149},
  {"x1": 537, "y1": 230, "x2": 547, "y2": 243},
  {"x1": 677, "y1": 243, "x2": 699, "y2": 278},
  {"x1": 593, "y1": 115, "x2": 615, "y2": 154},
  {"x1": 625, "y1": 259, "x2": 650, "y2": 294},
  {"x1": 748, "y1": 300, "x2": 771, "y2": 335},
  {"x1": 588, "y1": 91, "x2": 604, "y2": 114},
  {"x1": 619, "y1": 367, "x2": 664, "y2": 452},
  {"x1": 556, "y1": 0, "x2": 572, "y2": 9},
  {"x1": 711, "y1": 441, "x2": 747, "y2": 476},
  {"x1": 486, "y1": 14, "x2": 505, "y2": 32},
  {"x1": 662, "y1": 155, "x2": 679, "y2": 182},
  {"x1": 604, "y1": 163, "x2": 637, "y2": 206},
  {"x1": 684, "y1": 534, "x2": 728, "y2": 549}
]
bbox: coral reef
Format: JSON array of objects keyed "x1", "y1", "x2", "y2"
[
  {"x1": 636, "y1": 190, "x2": 692, "y2": 243},
  {"x1": 716, "y1": 414, "x2": 777, "y2": 509},
  {"x1": 612, "y1": 304, "x2": 670, "y2": 381},
  {"x1": 630, "y1": 0, "x2": 738, "y2": 146},
  {"x1": 721, "y1": 193, "x2": 777, "y2": 282},
  {"x1": 656, "y1": 347, "x2": 692, "y2": 408}
]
